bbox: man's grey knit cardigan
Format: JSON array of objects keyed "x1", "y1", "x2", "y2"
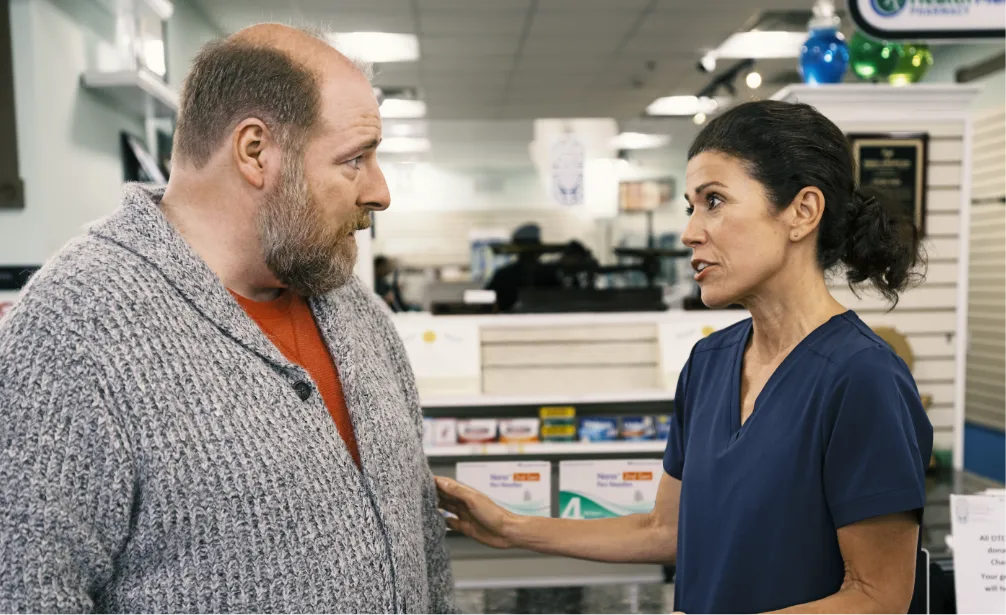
[{"x1": 0, "y1": 184, "x2": 456, "y2": 613}]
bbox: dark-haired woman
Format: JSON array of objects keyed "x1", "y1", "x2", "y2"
[{"x1": 436, "y1": 100, "x2": 933, "y2": 614}]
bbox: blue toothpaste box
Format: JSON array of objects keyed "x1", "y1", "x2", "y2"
[
  {"x1": 655, "y1": 415, "x2": 672, "y2": 440},
  {"x1": 578, "y1": 417, "x2": 619, "y2": 442},
  {"x1": 619, "y1": 416, "x2": 656, "y2": 441}
]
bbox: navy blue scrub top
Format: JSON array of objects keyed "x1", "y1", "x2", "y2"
[{"x1": 663, "y1": 311, "x2": 933, "y2": 614}]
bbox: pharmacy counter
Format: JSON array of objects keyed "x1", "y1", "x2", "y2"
[{"x1": 394, "y1": 310, "x2": 748, "y2": 400}]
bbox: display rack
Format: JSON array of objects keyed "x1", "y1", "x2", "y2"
[
  {"x1": 426, "y1": 440, "x2": 666, "y2": 459},
  {"x1": 423, "y1": 390, "x2": 673, "y2": 418},
  {"x1": 424, "y1": 390, "x2": 671, "y2": 590}
]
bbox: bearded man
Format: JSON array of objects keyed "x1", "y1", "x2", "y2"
[{"x1": 0, "y1": 24, "x2": 455, "y2": 613}]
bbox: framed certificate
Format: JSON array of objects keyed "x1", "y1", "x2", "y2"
[{"x1": 847, "y1": 133, "x2": 928, "y2": 236}]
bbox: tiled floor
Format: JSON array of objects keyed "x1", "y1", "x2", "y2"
[{"x1": 455, "y1": 584, "x2": 675, "y2": 614}]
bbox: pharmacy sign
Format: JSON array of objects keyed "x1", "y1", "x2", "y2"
[{"x1": 850, "y1": 0, "x2": 1005, "y2": 39}]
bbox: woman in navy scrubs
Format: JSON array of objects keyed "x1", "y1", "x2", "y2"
[{"x1": 436, "y1": 100, "x2": 933, "y2": 614}]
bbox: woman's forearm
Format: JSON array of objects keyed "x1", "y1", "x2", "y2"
[
  {"x1": 503, "y1": 513, "x2": 677, "y2": 564},
  {"x1": 768, "y1": 587, "x2": 892, "y2": 614}
]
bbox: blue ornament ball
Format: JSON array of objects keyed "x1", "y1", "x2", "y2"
[{"x1": 799, "y1": 27, "x2": 850, "y2": 85}]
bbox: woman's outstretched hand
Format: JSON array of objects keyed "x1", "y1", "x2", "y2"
[{"x1": 435, "y1": 476, "x2": 517, "y2": 549}]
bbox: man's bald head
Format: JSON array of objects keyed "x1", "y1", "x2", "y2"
[{"x1": 172, "y1": 24, "x2": 371, "y2": 168}]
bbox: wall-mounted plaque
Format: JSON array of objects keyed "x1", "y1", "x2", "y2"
[{"x1": 848, "y1": 133, "x2": 928, "y2": 236}]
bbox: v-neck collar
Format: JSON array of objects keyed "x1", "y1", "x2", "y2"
[{"x1": 728, "y1": 312, "x2": 850, "y2": 439}]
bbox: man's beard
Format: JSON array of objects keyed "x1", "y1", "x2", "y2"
[{"x1": 258, "y1": 154, "x2": 371, "y2": 297}]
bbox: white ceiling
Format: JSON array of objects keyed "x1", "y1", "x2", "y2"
[
  {"x1": 187, "y1": 0, "x2": 834, "y2": 168},
  {"x1": 188, "y1": 0, "x2": 828, "y2": 120}
]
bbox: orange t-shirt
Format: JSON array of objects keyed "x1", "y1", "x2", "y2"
[{"x1": 232, "y1": 290, "x2": 361, "y2": 467}]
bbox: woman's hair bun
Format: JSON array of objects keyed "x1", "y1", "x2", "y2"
[{"x1": 842, "y1": 186, "x2": 926, "y2": 307}]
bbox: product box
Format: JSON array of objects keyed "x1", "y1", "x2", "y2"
[
  {"x1": 558, "y1": 459, "x2": 663, "y2": 519},
  {"x1": 457, "y1": 419, "x2": 499, "y2": 444},
  {"x1": 578, "y1": 417, "x2": 619, "y2": 442},
  {"x1": 619, "y1": 416, "x2": 656, "y2": 441},
  {"x1": 540, "y1": 406, "x2": 577, "y2": 442},
  {"x1": 431, "y1": 418, "x2": 458, "y2": 447},
  {"x1": 541, "y1": 423, "x2": 576, "y2": 441},
  {"x1": 655, "y1": 415, "x2": 672, "y2": 441},
  {"x1": 456, "y1": 461, "x2": 552, "y2": 517},
  {"x1": 499, "y1": 418, "x2": 540, "y2": 443},
  {"x1": 422, "y1": 418, "x2": 435, "y2": 447}
]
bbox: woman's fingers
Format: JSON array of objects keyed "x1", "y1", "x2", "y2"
[
  {"x1": 437, "y1": 491, "x2": 466, "y2": 513},
  {"x1": 435, "y1": 476, "x2": 467, "y2": 499},
  {"x1": 436, "y1": 476, "x2": 481, "y2": 511},
  {"x1": 439, "y1": 499, "x2": 464, "y2": 517}
]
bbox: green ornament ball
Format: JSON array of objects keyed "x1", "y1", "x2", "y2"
[
  {"x1": 889, "y1": 43, "x2": 934, "y2": 86},
  {"x1": 849, "y1": 31, "x2": 899, "y2": 82}
]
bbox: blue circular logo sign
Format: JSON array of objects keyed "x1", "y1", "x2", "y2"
[{"x1": 870, "y1": 0, "x2": 908, "y2": 17}]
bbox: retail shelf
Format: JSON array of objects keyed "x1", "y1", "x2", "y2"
[
  {"x1": 81, "y1": 69, "x2": 178, "y2": 119},
  {"x1": 425, "y1": 440, "x2": 666, "y2": 459},
  {"x1": 421, "y1": 390, "x2": 673, "y2": 409},
  {"x1": 422, "y1": 390, "x2": 675, "y2": 420}
]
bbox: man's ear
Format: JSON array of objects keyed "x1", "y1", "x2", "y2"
[{"x1": 232, "y1": 118, "x2": 275, "y2": 189}]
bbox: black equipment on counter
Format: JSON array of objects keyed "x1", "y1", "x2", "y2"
[{"x1": 513, "y1": 287, "x2": 667, "y2": 314}]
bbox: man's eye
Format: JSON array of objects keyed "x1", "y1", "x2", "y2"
[{"x1": 346, "y1": 156, "x2": 363, "y2": 170}]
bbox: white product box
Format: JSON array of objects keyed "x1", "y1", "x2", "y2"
[
  {"x1": 499, "y1": 418, "x2": 540, "y2": 443},
  {"x1": 431, "y1": 418, "x2": 458, "y2": 447},
  {"x1": 422, "y1": 418, "x2": 435, "y2": 447},
  {"x1": 457, "y1": 419, "x2": 499, "y2": 444},
  {"x1": 456, "y1": 461, "x2": 552, "y2": 517},
  {"x1": 558, "y1": 459, "x2": 663, "y2": 519}
]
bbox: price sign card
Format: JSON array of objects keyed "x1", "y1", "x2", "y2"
[{"x1": 950, "y1": 494, "x2": 1006, "y2": 614}]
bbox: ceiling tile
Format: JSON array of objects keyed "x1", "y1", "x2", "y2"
[
  {"x1": 295, "y1": 0, "x2": 411, "y2": 12},
  {"x1": 420, "y1": 13, "x2": 527, "y2": 36},
  {"x1": 535, "y1": 0, "x2": 651, "y2": 11},
  {"x1": 310, "y1": 11, "x2": 416, "y2": 33},
  {"x1": 421, "y1": 54, "x2": 515, "y2": 71},
  {"x1": 420, "y1": 36, "x2": 521, "y2": 56},
  {"x1": 427, "y1": 106, "x2": 504, "y2": 120},
  {"x1": 418, "y1": 0, "x2": 531, "y2": 11},
  {"x1": 421, "y1": 71, "x2": 511, "y2": 87},
  {"x1": 517, "y1": 56, "x2": 609, "y2": 74},
  {"x1": 512, "y1": 56, "x2": 601, "y2": 73},
  {"x1": 422, "y1": 65, "x2": 511, "y2": 79},
  {"x1": 521, "y1": 34, "x2": 619, "y2": 56},
  {"x1": 194, "y1": 0, "x2": 293, "y2": 7},
  {"x1": 618, "y1": 35, "x2": 718, "y2": 58},
  {"x1": 527, "y1": 9, "x2": 641, "y2": 33}
]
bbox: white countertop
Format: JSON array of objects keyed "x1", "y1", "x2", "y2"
[{"x1": 392, "y1": 308, "x2": 748, "y2": 328}]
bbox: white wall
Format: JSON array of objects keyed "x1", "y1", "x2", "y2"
[
  {"x1": 0, "y1": 0, "x2": 219, "y2": 265},
  {"x1": 928, "y1": 42, "x2": 1006, "y2": 110},
  {"x1": 165, "y1": 0, "x2": 221, "y2": 91}
]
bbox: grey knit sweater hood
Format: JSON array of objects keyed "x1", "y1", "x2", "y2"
[{"x1": 0, "y1": 184, "x2": 456, "y2": 613}]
